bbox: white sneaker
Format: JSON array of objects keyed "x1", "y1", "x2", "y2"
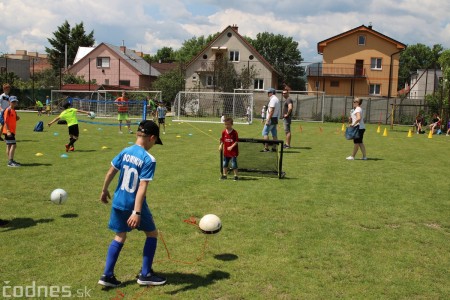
[
  {"x1": 119, "y1": 131, "x2": 123, "y2": 134},
  {"x1": 362, "y1": 157, "x2": 368, "y2": 160},
  {"x1": 346, "y1": 156, "x2": 354, "y2": 160}
]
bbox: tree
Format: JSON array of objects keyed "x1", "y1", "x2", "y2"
[
  {"x1": 247, "y1": 32, "x2": 304, "y2": 90},
  {"x1": 152, "y1": 68, "x2": 184, "y2": 105},
  {"x1": 45, "y1": 20, "x2": 95, "y2": 72},
  {"x1": 174, "y1": 33, "x2": 219, "y2": 62},
  {"x1": 398, "y1": 43, "x2": 443, "y2": 89},
  {"x1": 153, "y1": 47, "x2": 176, "y2": 63},
  {"x1": 214, "y1": 57, "x2": 238, "y2": 92}
]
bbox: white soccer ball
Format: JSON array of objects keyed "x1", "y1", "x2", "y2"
[
  {"x1": 199, "y1": 214, "x2": 222, "y2": 234},
  {"x1": 88, "y1": 112, "x2": 96, "y2": 119},
  {"x1": 50, "y1": 188, "x2": 68, "y2": 204}
]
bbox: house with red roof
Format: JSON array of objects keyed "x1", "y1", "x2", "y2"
[{"x1": 184, "y1": 25, "x2": 279, "y2": 92}]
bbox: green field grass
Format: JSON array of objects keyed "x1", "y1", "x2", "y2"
[{"x1": 1, "y1": 112, "x2": 449, "y2": 299}]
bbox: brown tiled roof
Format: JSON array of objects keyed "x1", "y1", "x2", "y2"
[
  {"x1": 185, "y1": 25, "x2": 278, "y2": 75},
  {"x1": 317, "y1": 25, "x2": 406, "y2": 54},
  {"x1": 151, "y1": 62, "x2": 180, "y2": 74}
]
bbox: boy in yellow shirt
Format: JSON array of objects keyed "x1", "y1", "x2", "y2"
[{"x1": 47, "y1": 102, "x2": 91, "y2": 152}]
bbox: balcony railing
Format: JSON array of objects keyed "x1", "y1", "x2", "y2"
[{"x1": 307, "y1": 63, "x2": 366, "y2": 77}]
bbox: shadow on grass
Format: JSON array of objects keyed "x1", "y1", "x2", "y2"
[
  {"x1": 0, "y1": 217, "x2": 53, "y2": 232},
  {"x1": 61, "y1": 213, "x2": 79, "y2": 218},
  {"x1": 72, "y1": 149, "x2": 97, "y2": 153},
  {"x1": 166, "y1": 270, "x2": 230, "y2": 295},
  {"x1": 214, "y1": 253, "x2": 238, "y2": 261},
  {"x1": 19, "y1": 163, "x2": 53, "y2": 167},
  {"x1": 100, "y1": 270, "x2": 230, "y2": 296}
]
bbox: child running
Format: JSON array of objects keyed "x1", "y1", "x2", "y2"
[{"x1": 47, "y1": 102, "x2": 91, "y2": 152}]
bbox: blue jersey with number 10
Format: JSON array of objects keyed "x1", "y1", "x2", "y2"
[{"x1": 111, "y1": 144, "x2": 156, "y2": 211}]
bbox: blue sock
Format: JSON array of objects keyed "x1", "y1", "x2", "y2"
[
  {"x1": 141, "y1": 237, "x2": 157, "y2": 276},
  {"x1": 103, "y1": 240, "x2": 124, "y2": 276}
]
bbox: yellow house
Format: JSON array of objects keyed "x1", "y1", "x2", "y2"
[{"x1": 307, "y1": 24, "x2": 406, "y2": 98}]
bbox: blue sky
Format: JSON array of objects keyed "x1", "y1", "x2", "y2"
[{"x1": 1, "y1": 0, "x2": 450, "y2": 63}]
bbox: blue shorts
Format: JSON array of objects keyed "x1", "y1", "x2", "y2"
[
  {"x1": 108, "y1": 203, "x2": 156, "y2": 233},
  {"x1": 262, "y1": 124, "x2": 277, "y2": 137},
  {"x1": 223, "y1": 156, "x2": 238, "y2": 169}
]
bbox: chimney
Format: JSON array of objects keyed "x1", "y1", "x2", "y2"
[
  {"x1": 231, "y1": 24, "x2": 238, "y2": 32},
  {"x1": 120, "y1": 46, "x2": 126, "y2": 53},
  {"x1": 368, "y1": 22, "x2": 372, "y2": 29}
]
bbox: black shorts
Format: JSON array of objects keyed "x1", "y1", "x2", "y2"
[
  {"x1": 4, "y1": 133, "x2": 16, "y2": 145},
  {"x1": 68, "y1": 124, "x2": 79, "y2": 137},
  {"x1": 158, "y1": 118, "x2": 165, "y2": 124},
  {"x1": 353, "y1": 129, "x2": 365, "y2": 144}
]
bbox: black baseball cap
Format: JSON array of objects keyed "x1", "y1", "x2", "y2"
[{"x1": 138, "y1": 120, "x2": 163, "y2": 145}]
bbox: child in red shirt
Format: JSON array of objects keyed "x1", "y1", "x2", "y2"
[
  {"x1": 3, "y1": 96, "x2": 20, "y2": 167},
  {"x1": 219, "y1": 117, "x2": 239, "y2": 181}
]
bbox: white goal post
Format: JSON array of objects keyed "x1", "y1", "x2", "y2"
[
  {"x1": 50, "y1": 90, "x2": 162, "y2": 122},
  {"x1": 173, "y1": 91, "x2": 254, "y2": 124}
]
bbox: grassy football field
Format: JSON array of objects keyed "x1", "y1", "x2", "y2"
[{"x1": 0, "y1": 112, "x2": 449, "y2": 299}]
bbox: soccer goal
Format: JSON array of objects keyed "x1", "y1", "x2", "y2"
[
  {"x1": 220, "y1": 138, "x2": 285, "y2": 178},
  {"x1": 50, "y1": 90, "x2": 162, "y2": 125},
  {"x1": 173, "y1": 91, "x2": 254, "y2": 124}
]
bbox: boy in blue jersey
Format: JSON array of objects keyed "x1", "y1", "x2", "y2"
[{"x1": 98, "y1": 120, "x2": 166, "y2": 287}]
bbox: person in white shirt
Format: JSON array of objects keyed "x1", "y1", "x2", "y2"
[
  {"x1": 261, "y1": 88, "x2": 280, "y2": 152},
  {"x1": 346, "y1": 97, "x2": 367, "y2": 160}
]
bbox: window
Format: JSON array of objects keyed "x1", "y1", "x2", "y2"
[
  {"x1": 315, "y1": 81, "x2": 320, "y2": 89},
  {"x1": 330, "y1": 80, "x2": 339, "y2": 87},
  {"x1": 371, "y1": 58, "x2": 382, "y2": 70},
  {"x1": 358, "y1": 35, "x2": 366, "y2": 45},
  {"x1": 229, "y1": 50, "x2": 240, "y2": 62},
  {"x1": 97, "y1": 57, "x2": 110, "y2": 68},
  {"x1": 119, "y1": 80, "x2": 130, "y2": 86},
  {"x1": 369, "y1": 84, "x2": 381, "y2": 95},
  {"x1": 254, "y1": 79, "x2": 264, "y2": 90},
  {"x1": 104, "y1": 79, "x2": 109, "y2": 85},
  {"x1": 206, "y1": 75, "x2": 215, "y2": 87}
]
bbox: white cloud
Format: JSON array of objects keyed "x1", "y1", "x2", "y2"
[{"x1": 1, "y1": 0, "x2": 450, "y2": 62}]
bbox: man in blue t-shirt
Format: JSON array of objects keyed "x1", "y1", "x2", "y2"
[{"x1": 98, "y1": 120, "x2": 166, "y2": 288}]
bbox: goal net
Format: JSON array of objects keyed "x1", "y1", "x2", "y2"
[
  {"x1": 220, "y1": 138, "x2": 285, "y2": 178},
  {"x1": 50, "y1": 90, "x2": 162, "y2": 125},
  {"x1": 235, "y1": 89, "x2": 325, "y2": 122},
  {"x1": 173, "y1": 91, "x2": 254, "y2": 124}
]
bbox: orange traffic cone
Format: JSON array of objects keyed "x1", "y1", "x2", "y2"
[
  {"x1": 407, "y1": 129, "x2": 412, "y2": 138},
  {"x1": 383, "y1": 128, "x2": 388, "y2": 136}
]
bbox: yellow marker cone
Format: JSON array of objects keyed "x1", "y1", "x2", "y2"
[
  {"x1": 428, "y1": 130, "x2": 433, "y2": 139},
  {"x1": 377, "y1": 125, "x2": 381, "y2": 133},
  {"x1": 341, "y1": 123, "x2": 345, "y2": 131},
  {"x1": 383, "y1": 128, "x2": 388, "y2": 136},
  {"x1": 407, "y1": 129, "x2": 412, "y2": 138},
  {"x1": 101, "y1": 146, "x2": 108, "y2": 149},
  {"x1": 35, "y1": 153, "x2": 44, "y2": 156}
]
